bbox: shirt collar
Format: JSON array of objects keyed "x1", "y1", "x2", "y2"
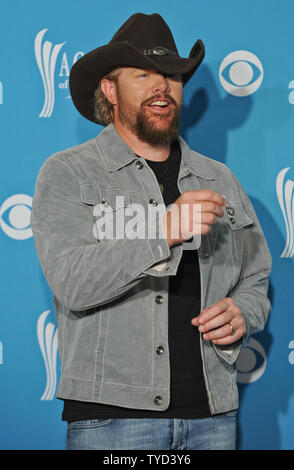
[{"x1": 95, "y1": 123, "x2": 214, "y2": 181}]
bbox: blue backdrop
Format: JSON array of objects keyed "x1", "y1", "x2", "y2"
[{"x1": 1, "y1": 0, "x2": 293, "y2": 450}]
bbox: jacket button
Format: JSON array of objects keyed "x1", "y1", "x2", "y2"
[
  {"x1": 229, "y1": 216, "x2": 236, "y2": 224},
  {"x1": 156, "y1": 346, "x2": 164, "y2": 355},
  {"x1": 101, "y1": 198, "x2": 109, "y2": 206},
  {"x1": 226, "y1": 206, "x2": 235, "y2": 216},
  {"x1": 155, "y1": 295, "x2": 163, "y2": 304},
  {"x1": 136, "y1": 160, "x2": 144, "y2": 169},
  {"x1": 149, "y1": 198, "x2": 158, "y2": 206},
  {"x1": 154, "y1": 396, "x2": 162, "y2": 405}
]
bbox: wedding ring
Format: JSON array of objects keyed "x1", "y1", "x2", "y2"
[{"x1": 228, "y1": 322, "x2": 235, "y2": 336}]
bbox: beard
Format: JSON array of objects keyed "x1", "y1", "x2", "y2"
[{"x1": 117, "y1": 92, "x2": 182, "y2": 146}]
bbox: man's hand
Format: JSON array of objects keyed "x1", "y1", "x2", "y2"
[
  {"x1": 162, "y1": 190, "x2": 225, "y2": 247},
  {"x1": 191, "y1": 298, "x2": 245, "y2": 345}
]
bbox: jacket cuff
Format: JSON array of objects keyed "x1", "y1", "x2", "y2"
[
  {"x1": 212, "y1": 339, "x2": 243, "y2": 365},
  {"x1": 143, "y1": 210, "x2": 183, "y2": 277},
  {"x1": 143, "y1": 242, "x2": 183, "y2": 277}
]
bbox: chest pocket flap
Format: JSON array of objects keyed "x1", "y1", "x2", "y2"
[{"x1": 80, "y1": 182, "x2": 130, "y2": 211}]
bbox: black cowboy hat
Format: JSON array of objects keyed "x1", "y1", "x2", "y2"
[{"x1": 69, "y1": 12, "x2": 205, "y2": 124}]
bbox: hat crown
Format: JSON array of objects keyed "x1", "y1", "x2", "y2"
[{"x1": 110, "y1": 13, "x2": 179, "y2": 55}]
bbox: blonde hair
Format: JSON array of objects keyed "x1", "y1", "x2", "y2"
[{"x1": 93, "y1": 67, "x2": 122, "y2": 125}]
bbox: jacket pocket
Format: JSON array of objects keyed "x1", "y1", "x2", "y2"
[
  {"x1": 80, "y1": 181, "x2": 130, "y2": 211},
  {"x1": 80, "y1": 182, "x2": 131, "y2": 241}
]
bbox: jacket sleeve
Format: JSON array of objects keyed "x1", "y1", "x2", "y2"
[
  {"x1": 30, "y1": 156, "x2": 182, "y2": 311},
  {"x1": 212, "y1": 171, "x2": 272, "y2": 364},
  {"x1": 228, "y1": 174, "x2": 272, "y2": 344}
]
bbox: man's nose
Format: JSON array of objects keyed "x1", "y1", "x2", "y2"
[{"x1": 152, "y1": 73, "x2": 170, "y2": 94}]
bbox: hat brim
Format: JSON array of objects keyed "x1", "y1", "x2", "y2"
[{"x1": 69, "y1": 39, "x2": 205, "y2": 124}]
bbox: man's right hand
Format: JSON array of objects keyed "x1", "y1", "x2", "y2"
[{"x1": 162, "y1": 190, "x2": 226, "y2": 248}]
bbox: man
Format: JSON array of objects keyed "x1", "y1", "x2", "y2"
[{"x1": 31, "y1": 13, "x2": 271, "y2": 450}]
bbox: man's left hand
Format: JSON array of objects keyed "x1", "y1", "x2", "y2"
[{"x1": 191, "y1": 297, "x2": 245, "y2": 345}]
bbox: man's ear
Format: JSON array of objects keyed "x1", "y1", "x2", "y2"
[{"x1": 100, "y1": 78, "x2": 118, "y2": 105}]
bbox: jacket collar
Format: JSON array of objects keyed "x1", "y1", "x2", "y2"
[{"x1": 95, "y1": 123, "x2": 214, "y2": 181}]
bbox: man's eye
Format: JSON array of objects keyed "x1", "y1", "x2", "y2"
[
  {"x1": 169, "y1": 74, "x2": 182, "y2": 82},
  {"x1": 140, "y1": 73, "x2": 148, "y2": 78}
]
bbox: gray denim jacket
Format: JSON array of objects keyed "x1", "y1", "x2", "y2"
[{"x1": 31, "y1": 123, "x2": 271, "y2": 415}]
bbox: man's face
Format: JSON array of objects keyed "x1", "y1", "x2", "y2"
[{"x1": 113, "y1": 67, "x2": 183, "y2": 145}]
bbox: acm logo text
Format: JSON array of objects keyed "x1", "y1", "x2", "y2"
[{"x1": 35, "y1": 29, "x2": 84, "y2": 118}]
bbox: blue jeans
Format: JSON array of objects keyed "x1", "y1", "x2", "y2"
[{"x1": 66, "y1": 410, "x2": 237, "y2": 450}]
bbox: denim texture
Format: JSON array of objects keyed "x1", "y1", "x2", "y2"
[
  {"x1": 66, "y1": 411, "x2": 237, "y2": 450},
  {"x1": 30, "y1": 123, "x2": 272, "y2": 415}
]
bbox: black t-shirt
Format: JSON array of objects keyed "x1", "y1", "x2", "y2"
[{"x1": 62, "y1": 140, "x2": 211, "y2": 421}]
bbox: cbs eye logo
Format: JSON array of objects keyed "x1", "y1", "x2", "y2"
[
  {"x1": 288, "y1": 81, "x2": 294, "y2": 105},
  {"x1": 236, "y1": 338, "x2": 267, "y2": 384},
  {"x1": 0, "y1": 194, "x2": 33, "y2": 240},
  {"x1": 219, "y1": 50, "x2": 264, "y2": 97}
]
